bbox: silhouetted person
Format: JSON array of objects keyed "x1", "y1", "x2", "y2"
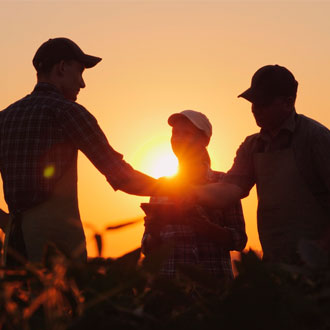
[
  {"x1": 0, "y1": 37, "x2": 162, "y2": 266},
  {"x1": 141, "y1": 110, "x2": 247, "y2": 278},
  {"x1": 191, "y1": 65, "x2": 330, "y2": 264}
]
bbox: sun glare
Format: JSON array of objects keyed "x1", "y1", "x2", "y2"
[
  {"x1": 147, "y1": 151, "x2": 178, "y2": 178},
  {"x1": 132, "y1": 135, "x2": 178, "y2": 179}
]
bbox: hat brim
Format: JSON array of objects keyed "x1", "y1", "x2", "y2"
[
  {"x1": 168, "y1": 113, "x2": 188, "y2": 126},
  {"x1": 238, "y1": 87, "x2": 271, "y2": 105},
  {"x1": 168, "y1": 112, "x2": 211, "y2": 140},
  {"x1": 80, "y1": 54, "x2": 102, "y2": 68},
  {"x1": 238, "y1": 88, "x2": 256, "y2": 103}
]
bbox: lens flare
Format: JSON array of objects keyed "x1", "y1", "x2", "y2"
[{"x1": 43, "y1": 165, "x2": 55, "y2": 178}]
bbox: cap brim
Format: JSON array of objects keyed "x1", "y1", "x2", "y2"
[
  {"x1": 238, "y1": 88, "x2": 255, "y2": 102},
  {"x1": 168, "y1": 113, "x2": 188, "y2": 126},
  {"x1": 81, "y1": 54, "x2": 102, "y2": 68}
]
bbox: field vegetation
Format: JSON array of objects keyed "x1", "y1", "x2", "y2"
[{"x1": 0, "y1": 220, "x2": 329, "y2": 330}]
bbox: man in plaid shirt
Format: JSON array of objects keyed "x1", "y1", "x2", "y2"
[
  {"x1": 141, "y1": 110, "x2": 247, "y2": 279},
  {"x1": 0, "y1": 38, "x2": 160, "y2": 265}
]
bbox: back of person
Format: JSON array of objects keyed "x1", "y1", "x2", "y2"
[
  {"x1": 0, "y1": 37, "x2": 163, "y2": 266},
  {"x1": 0, "y1": 83, "x2": 76, "y2": 214}
]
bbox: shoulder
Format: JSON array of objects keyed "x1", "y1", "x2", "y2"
[
  {"x1": 1, "y1": 94, "x2": 30, "y2": 113},
  {"x1": 60, "y1": 99, "x2": 88, "y2": 112},
  {"x1": 59, "y1": 100, "x2": 96, "y2": 121},
  {"x1": 230, "y1": 133, "x2": 261, "y2": 162},
  {"x1": 234, "y1": 132, "x2": 261, "y2": 153},
  {"x1": 241, "y1": 132, "x2": 260, "y2": 147},
  {"x1": 297, "y1": 114, "x2": 329, "y2": 131},
  {"x1": 296, "y1": 113, "x2": 330, "y2": 142}
]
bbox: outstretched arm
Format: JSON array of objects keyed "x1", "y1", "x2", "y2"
[
  {"x1": 191, "y1": 182, "x2": 244, "y2": 209},
  {"x1": 113, "y1": 168, "x2": 159, "y2": 196},
  {"x1": 58, "y1": 104, "x2": 193, "y2": 197},
  {"x1": 191, "y1": 135, "x2": 257, "y2": 209}
]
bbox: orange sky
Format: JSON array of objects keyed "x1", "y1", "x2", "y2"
[{"x1": 1, "y1": 1, "x2": 330, "y2": 258}]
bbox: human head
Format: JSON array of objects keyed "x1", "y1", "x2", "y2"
[
  {"x1": 168, "y1": 110, "x2": 212, "y2": 160},
  {"x1": 238, "y1": 65, "x2": 298, "y2": 131},
  {"x1": 33, "y1": 37, "x2": 102, "y2": 101},
  {"x1": 33, "y1": 37, "x2": 101, "y2": 75}
]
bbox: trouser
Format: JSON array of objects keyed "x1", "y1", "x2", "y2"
[{"x1": 4, "y1": 208, "x2": 87, "y2": 266}]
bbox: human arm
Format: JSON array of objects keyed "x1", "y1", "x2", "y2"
[
  {"x1": 141, "y1": 196, "x2": 167, "y2": 255},
  {"x1": 220, "y1": 200, "x2": 247, "y2": 251},
  {"x1": 58, "y1": 103, "x2": 172, "y2": 196},
  {"x1": 312, "y1": 126, "x2": 330, "y2": 196},
  {"x1": 191, "y1": 189, "x2": 247, "y2": 250},
  {"x1": 191, "y1": 208, "x2": 235, "y2": 247},
  {"x1": 191, "y1": 182, "x2": 244, "y2": 209},
  {"x1": 311, "y1": 126, "x2": 330, "y2": 250},
  {"x1": 190, "y1": 136, "x2": 257, "y2": 209},
  {"x1": 0, "y1": 209, "x2": 9, "y2": 231}
]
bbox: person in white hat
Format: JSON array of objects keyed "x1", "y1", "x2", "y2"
[{"x1": 141, "y1": 110, "x2": 247, "y2": 279}]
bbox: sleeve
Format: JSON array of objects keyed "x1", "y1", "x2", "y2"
[
  {"x1": 223, "y1": 135, "x2": 257, "y2": 198},
  {"x1": 222, "y1": 201, "x2": 247, "y2": 251},
  {"x1": 58, "y1": 103, "x2": 135, "y2": 190},
  {"x1": 312, "y1": 126, "x2": 330, "y2": 192}
]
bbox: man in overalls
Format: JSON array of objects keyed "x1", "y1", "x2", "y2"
[
  {"x1": 0, "y1": 38, "x2": 162, "y2": 266},
  {"x1": 191, "y1": 65, "x2": 330, "y2": 264}
]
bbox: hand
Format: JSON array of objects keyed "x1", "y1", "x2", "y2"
[
  {"x1": 154, "y1": 177, "x2": 196, "y2": 199},
  {"x1": 189, "y1": 206, "x2": 234, "y2": 246}
]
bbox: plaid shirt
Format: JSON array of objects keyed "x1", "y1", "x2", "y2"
[
  {"x1": 141, "y1": 170, "x2": 247, "y2": 279},
  {"x1": 0, "y1": 82, "x2": 134, "y2": 213},
  {"x1": 224, "y1": 112, "x2": 330, "y2": 217}
]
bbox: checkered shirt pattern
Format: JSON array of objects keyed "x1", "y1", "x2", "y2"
[
  {"x1": 0, "y1": 83, "x2": 134, "y2": 213},
  {"x1": 142, "y1": 170, "x2": 247, "y2": 279}
]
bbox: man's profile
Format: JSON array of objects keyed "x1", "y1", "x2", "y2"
[
  {"x1": 192, "y1": 65, "x2": 330, "y2": 264},
  {"x1": 0, "y1": 37, "x2": 160, "y2": 266}
]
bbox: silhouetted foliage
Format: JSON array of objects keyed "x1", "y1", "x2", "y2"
[{"x1": 0, "y1": 220, "x2": 329, "y2": 329}]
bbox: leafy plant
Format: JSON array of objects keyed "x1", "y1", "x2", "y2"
[{"x1": 0, "y1": 219, "x2": 329, "y2": 330}]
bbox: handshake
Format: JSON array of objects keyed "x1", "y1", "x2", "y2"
[{"x1": 140, "y1": 201, "x2": 212, "y2": 233}]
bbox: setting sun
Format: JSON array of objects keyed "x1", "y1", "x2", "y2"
[
  {"x1": 147, "y1": 151, "x2": 178, "y2": 178},
  {"x1": 132, "y1": 134, "x2": 178, "y2": 179}
]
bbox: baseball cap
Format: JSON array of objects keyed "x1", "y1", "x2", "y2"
[
  {"x1": 238, "y1": 65, "x2": 298, "y2": 105},
  {"x1": 168, "y1": 110, "x2": 212, "y2": 139},
  {"x1": 33, "y1": 37, "x2": 102, "y2": 72}
]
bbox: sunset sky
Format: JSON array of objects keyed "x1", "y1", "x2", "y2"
[{"x1": 1, "y1": 0, "x2": 330, "y2": 258}]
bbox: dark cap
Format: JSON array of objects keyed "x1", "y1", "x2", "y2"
[
  {"x1": 33, "y1": 37, "x2": 102, "y2": 72},
  {"x1": 238, "y1": 65, "x2": 298, "y2": 104}
]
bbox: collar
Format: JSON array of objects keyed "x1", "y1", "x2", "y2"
[
  {"x1": 32, "y1": 82, "x2": 63, "y2": 96},
  {"x1": 259, "y1": 111, "x2": 297, "y2": 141}
]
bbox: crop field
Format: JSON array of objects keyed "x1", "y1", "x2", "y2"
[{"x1": 0, "y1": 222, "x2": 329, "y2": 330}]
